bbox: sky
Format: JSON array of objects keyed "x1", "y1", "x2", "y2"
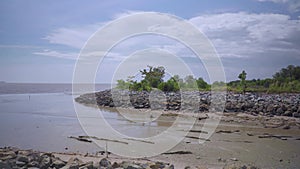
[{"x1": 0, "y1": 0, "x2": 300, "y2": 83}]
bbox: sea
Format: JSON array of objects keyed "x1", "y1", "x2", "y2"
[{"x1": 0, "y1": 83, "x2": 171, "y2": 155}]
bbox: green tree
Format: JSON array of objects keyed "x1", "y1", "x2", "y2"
[
  {"x1": 196, "y1": 77, "x2": 209, "y2": 90},
  {"x1": 140, "y1": 66, "x2": 165, "y2": 88},
  {"x1": 158, "y1": 78, "x2": 180, "y2": 92},
  {"x1": 238, "y1": 70, "x2": 247, "y2": 94}
]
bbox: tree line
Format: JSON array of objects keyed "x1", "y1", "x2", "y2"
[{"x1": 116, "y1": 65, "x2": 300, "y2": 93}]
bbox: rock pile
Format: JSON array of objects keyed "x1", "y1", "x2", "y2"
[
  {"x1": 75, "y1": 89, "x2": 300, "y2": 117},
  {"x1": 0, "y1": 147, "x2": 174, "y2": 169}
]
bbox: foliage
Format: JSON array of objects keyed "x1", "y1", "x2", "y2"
[
  {"x1": 140, "y1": 66, "x2": 165, "y2": 88},
  {"x1": 158, "y1": 78, "x2": 180, "y2": 92},
  {"x1": 238, "y1": 70, "x2": 247, "y2": 94},
  {"x1": 196, "y1": 77, "x2": 210, "y2": 90},
  {"x1": 116, "y1": 65, "x2": 300, "y2": 93}
]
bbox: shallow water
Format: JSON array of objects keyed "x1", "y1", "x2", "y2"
[
  {"x1": 0, "y1": 84, "x2": 299, "y2": 167},
  {"x1": 0, "y1": 84, "x2": 177, "y2": 155}
]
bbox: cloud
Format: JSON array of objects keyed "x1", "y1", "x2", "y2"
[
  {"x1": 34, "y1": 50, "x2": 79, "y2": 60},
  {"x1": 43, "y1": 23, "x2": 103, "y2": 49},
  {"x1": 190, "y1": 12, "x2": 300, "y2": 58},
  {"x1": 40, "y1": 11, "x2": 300, "y2": 81}
]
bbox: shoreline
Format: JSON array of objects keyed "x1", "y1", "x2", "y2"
[
  {"x1": 79, "y1": 102, "x2": 300, "y2": 130},
  {"x1": 75, "y1": 89, "x2": 300, "y2": 119},
  {"x1": 0, "y1": 146, "x2": 261, "y2": 169}
]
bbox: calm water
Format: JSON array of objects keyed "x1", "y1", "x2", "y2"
[
  {"x1": 0, "y1": 83, "x2": 110, "y2": 153},
  {"x1": 0, "y1": 83, "x2": 174, "y2": 154}
]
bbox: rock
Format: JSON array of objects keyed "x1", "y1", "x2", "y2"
[
  {"x1": 0, "y1": 151, "x2": 16, "y2": 160},
  {"x1": 266, "y1": 104, "x2": 274, "y2": 112},
  {"x1": 120, "y1": 161, "x2": 141, "y2": 169},
  {"x1": 230, "y1": 158, "x2": 238, "y2": 161},
  {"x1": 99, "y1": 158, "x2": 111, "y2": 167},
  {"x1": 112, "y1": 162, "x2": 120, "y2": 168},
  {"x1": 283, "y1": 111, "x2": 292, "y2": 116},
  {"x1": 51, "y1": 157, "x2": 66, "y2": 168},
  {"x1": 276, "y1": 107, "x2": 284, "y2": 115},
  {"x1": 76, "y1": 90, "x2": 300, "y2": 118},
  {"x1": 217, "y1": 157, "x2": 226, "y2": 163},
  {"x1": 0, "y1": 160, "x2": 12, "y2": 169},
  {"x1": 27, "y1": 160, "x2": 39, "y2": 168},
  {"x1": 154, "y1": 161, "x2": 165, "y2": 168},
  {"x1": 16, "y1": 160, "x2": 26, "y2": 167},
  {"x1": 62, "y1": 157, "x2": 84, "y2": 169},
  {"x1": 16, "y1": 155, "x2": 29, "y2": 163},
  {"x1": 79, "y1": 161, "x2": 93, "y2": 169},
  {"x1": 283, "y1": 125, "x2": 290, "y2": 130},
  {"x1": 40, "y1": 154, "x2": 52, "y2": 169},
  {"x1": 293, "y1": 112, "x2": 300, "y2": 118}
]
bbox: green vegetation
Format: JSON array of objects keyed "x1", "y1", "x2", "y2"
[
  {"x1": 116, "y1": 65, "x2": 300, "y2": 93},
  {"x1": 228, "y1": 65, "x2": 300, "y2": 93},
  {"x1": 238, "y1": 70, "x2": 247, "y2": 94},
  {"x1": 115, "y1": 65, "x2": 210, "y2": 92}
]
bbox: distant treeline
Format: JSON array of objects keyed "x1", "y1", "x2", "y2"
[{"x1": 116, "y1": 65, "x2": 300, "y2": 93}]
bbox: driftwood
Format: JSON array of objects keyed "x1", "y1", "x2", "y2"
[
  {"x1": 123, "y1": 138, "x2": 155, "y2": 144},
  {"x1": 216, "y1": 130, "x2": 240, "y2": 134},
  {"x1": 189, "y1": 130, "x2": 208, "y2": 134},
  {"x1": 220, "y1": 139, "x2": 253, "y2": 143},
  {"x1": 79, "y1": 136, "x2": 129, "y2": 145},
  {"x1": 177, "y1": 129, "x2": 208, "y2": 134},
  {"x1": 69, "y1": 136, "x2": 92, "y2": 143},
  {"x1": 69, "y1": 136, "x2": 129, "y2": 145},
  {"x1": 257, "y1": 134, "x2": 292, "y2": 140},
  {"x1": 163, "y1": 151, "x2": 192, "y2": 155},
  {"x1": 185, "y1": 136, "x2": 210, "y2": 141}
]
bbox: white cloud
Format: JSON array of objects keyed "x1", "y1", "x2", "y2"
[
  {"x1": 40, "y1": 11, "x2": 300, "y2": 80},
  {"x1": 34, "y1": 50, "x2": 79, "y2": 60},
  {"x1": 190, "y1": 12, "x2": 300, "y2": 58},
  {"x1": 43, "y1": 23, "x2": 103, "y2": 49}
]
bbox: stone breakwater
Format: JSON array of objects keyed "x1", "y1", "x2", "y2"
[
  {"x1": 75, "y1": 89, "x2": 300, "y2": 118},
  {"x1": 0, "y1": 147, "x2": 174, "y2": 169}
]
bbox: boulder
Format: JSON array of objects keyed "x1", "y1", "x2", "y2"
[
  {"x1": 0, "y1": 160, "x2": 12, "y2": 169},
  {"x1": 293, "y1": 112, "x2": 300, "y2": 118},
  {"x1": 99, "y1": 158, "x2": 111, "y2": 167},
  {"x1": 51, "y1": 157, "x2": 66, "y2": 168},
  {"x1": 283, "y1": 111, "x2": 292, "y2": 117},
  {"x1": 16, "y1": 155, "x2": 29, "y2": 163}
]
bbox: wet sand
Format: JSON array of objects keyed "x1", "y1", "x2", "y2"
[
  {"x1": 1, "y1": 93, "x2": 299, "y2": 168},
  {"x1": 54, "y1": 109, "x2": 300, "y2": 168}
]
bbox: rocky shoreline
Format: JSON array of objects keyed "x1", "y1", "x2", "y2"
[
  {"x1": 0, "y1": 147, "x2": 261, "y2": 169},
  {"x1": 75, "y1": 89, "x2": 300, "y2": 118},
  {"x1": 0, "y1": 147, "x2": 175, "y2": 169}
]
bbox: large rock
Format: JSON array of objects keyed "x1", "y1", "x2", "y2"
[
  {"x1": 0, "y1": 160, "x2": 12, "y2": 169},
  {"x1": 76, "y1": 90, "x2": 300, "y2": 118},
  {"x1": 51, "y1": 157, "x2": 66, "y2": 168},
  {"x1": 99, "y1": 158, "x2": 111, "y2": 167}
]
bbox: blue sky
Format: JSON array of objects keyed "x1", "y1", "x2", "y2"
[{"x1": 0, "y1": 0, "x2": 300, "y2": 83}]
